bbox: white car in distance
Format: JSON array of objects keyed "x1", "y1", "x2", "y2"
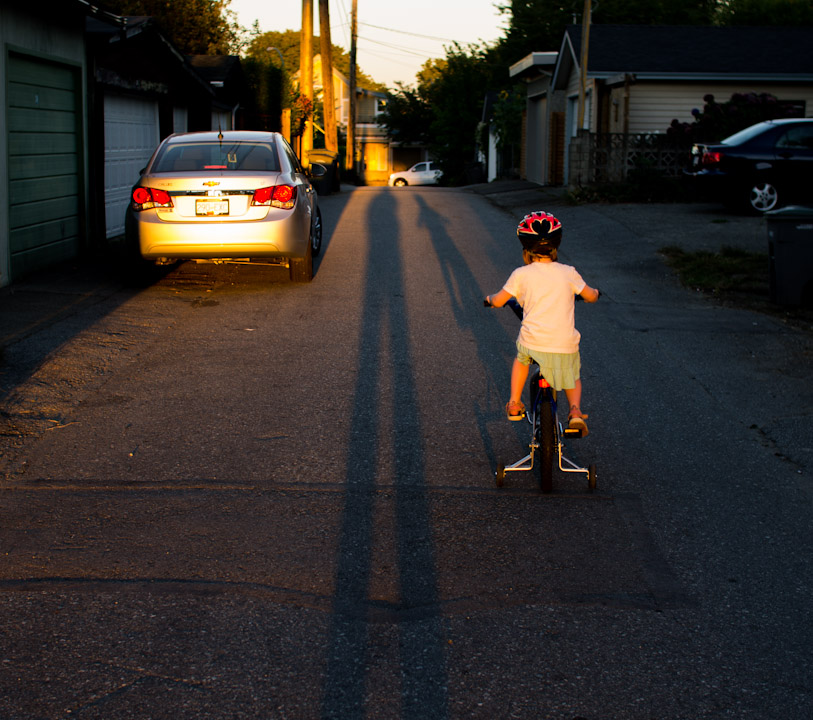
[{"x1": 387, "y1": 161, "x2": 442, "y2": 187}]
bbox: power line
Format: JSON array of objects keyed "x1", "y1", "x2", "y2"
[
  {"x1": 357, "y1": 21, "x2": 458, "y2": 44},
  {"x1": 359, "y1": 46, "x2": 425, "y2": 69},
  {"x1": 332, "y1": 0, "x2": 351, "y2": 48},
  {"x1": 356, "y1": 34, "x2": 444, "y2": 58}
]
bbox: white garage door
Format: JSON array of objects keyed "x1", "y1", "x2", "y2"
[{"x1": 104, "y1": 94, "x2": 159, "y2": 238}]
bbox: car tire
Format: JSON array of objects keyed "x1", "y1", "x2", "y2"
[
  {"x1": 311, "y1": 208, "x2": 322, "y2": 258},
  {"x1": 748, "y1": 181, "x2": 780, "y2": 214},
  {"x1": 393, "y1": 178, "x2": 407, "y2": 187}
]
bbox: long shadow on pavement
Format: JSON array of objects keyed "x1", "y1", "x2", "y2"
[{"x1": 320, "y1": 192, "x2": 448, "y2": 719}]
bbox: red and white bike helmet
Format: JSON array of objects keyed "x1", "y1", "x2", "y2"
[{"x1": 517, "y1": 211, "x2": 563, "y2": 254}]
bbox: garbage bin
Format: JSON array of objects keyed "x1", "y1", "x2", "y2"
[
  {"x1": 307, "y1": 149, "x2": 340, "y2": 195},
  {"x1": 766, "y1": 206, "x2": 813, "y2": 306}
]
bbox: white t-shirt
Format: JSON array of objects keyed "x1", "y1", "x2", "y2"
[{"x1": 503, "y1": 261, "x2": 586, "y2": 354}]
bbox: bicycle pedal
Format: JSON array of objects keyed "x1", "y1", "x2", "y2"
[{"x1": 563, "y1": 427, "x2": 584, "y2": 438}]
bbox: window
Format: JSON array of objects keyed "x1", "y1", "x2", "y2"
[
  {"x1": 153, "y1": 142, "x2": 280, "y2": 172},
  {"x1": 777, "y1": 125, "x2": 813, "y2": 150}
]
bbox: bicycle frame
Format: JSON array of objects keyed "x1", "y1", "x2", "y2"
[
  {"x1": 487, "y1": 296, "x2": 596, "y2": 491},
  {"x1": 498, "y1": 368, "x2": 592, "y2": 480}
]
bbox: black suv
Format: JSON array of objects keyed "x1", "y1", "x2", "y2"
[{"x1": 688, "y1": 118, "x2": 813, "y2": 213}]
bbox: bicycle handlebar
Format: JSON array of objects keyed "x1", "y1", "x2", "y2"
[
  {"x1": 485, "y1": 291, "x2": 599, "y2": 316},
  {"x1": 484, "y1": 296, "x2": 524, "y2": 320}
]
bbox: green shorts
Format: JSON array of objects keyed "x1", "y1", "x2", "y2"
[{"x1": 516, "y1": 342, "x2": 581, "y2": 391}]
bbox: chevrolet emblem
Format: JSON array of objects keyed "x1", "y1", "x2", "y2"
[{"x1": 203, "y1": 181, "x2": 220, "y2": 187}]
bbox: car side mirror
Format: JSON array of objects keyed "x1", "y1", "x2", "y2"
[{"x1": 309, "y1": 163, "x2": 327, "y2": 178}]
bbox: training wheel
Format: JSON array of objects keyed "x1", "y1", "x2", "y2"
[
  {"x1": 496, "y1": 464, "x2": 506, "y2": 487},
  {"x1": 588, "y1": 464, "x2": 597, "y2": 492}
]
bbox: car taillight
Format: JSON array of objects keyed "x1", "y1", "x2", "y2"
[
  {"x1": 252, "y1": 185, "x2": 297, "y2": 209},
  {"x1": 252, "y1": 186, "x2": 274, "y2": 205},
  {"x1": 702, "y1": 151, "x2": 722, "y2": 166},
  {"x1": 131, "y1": 187, "x2": 173, "y2": 210}
]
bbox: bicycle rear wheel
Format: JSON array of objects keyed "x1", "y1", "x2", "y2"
[{"x1": 536, "y1": 391, "x2": 555, "y2": 493}]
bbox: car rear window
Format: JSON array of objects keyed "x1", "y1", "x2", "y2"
[
  {"x1": 721, "y1": 122, "x2": 774, "y2": 146},
  {"x1": 151, "y1": 141, "x2": 281, "y2": 173}
]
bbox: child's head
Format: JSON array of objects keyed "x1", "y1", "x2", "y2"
[{"x1": 517, "y1": 211, "x2": 562, "y2": 263}]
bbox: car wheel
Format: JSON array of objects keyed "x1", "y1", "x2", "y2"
[
  {"x1": 311, "y1": 208, "x2": 322, "y2": 258},
  {"x1": 394, "y1": 178, "x2": 407, "y2": 187},
  {"x1": 748, "y1": 181, "x2": 779, "y2": 213}
]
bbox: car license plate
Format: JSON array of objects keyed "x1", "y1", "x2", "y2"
[{"x1": 196, "y1": 198, "x2": 229, "y2": 216}]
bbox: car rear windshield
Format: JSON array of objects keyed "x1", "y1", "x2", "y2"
[
  {"x1": 721, "y1": 122, "x2": 773, "y2": 146},
  {"x1": 151, "y1": 141, "x2": 281, "y2": 173}
]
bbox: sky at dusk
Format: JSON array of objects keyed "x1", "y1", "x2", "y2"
[{"x1": 228, "y1": 0, "x2": 509, "y2": 88}]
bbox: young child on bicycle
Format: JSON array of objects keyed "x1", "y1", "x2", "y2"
[{"x1": 484, "y1": 211, "x2": 599, "y2": 434}]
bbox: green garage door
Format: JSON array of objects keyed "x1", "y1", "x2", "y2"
[{"x1": 7, "y1": 53, "x2": 82, "y2": 280}]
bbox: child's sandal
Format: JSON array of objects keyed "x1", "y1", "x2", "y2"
[
  {"x1": 505, "y1": 400, "x2": 526, "y2": 421},
  {"x1": 567, "y1": 405, "x2": 589, "y2": 436}
]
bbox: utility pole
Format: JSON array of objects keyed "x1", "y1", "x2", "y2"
[
  {"x1": 577, "y1": 0, "x2": 591, "y2": 132},
  {"x1": 319, "y1": 0, "x2": 338, "y2": 153},
  {"x1": 345, "y1": 0, "x2": 357, "y2": 175},
  {"x1": 300, "y1": 0, "x2": 314, "y2": 160}
]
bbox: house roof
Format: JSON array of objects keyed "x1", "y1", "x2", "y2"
[
  {"x1": 74, "y1": 0, "x2": 125, "y2": 26},
  {"x1": 553, "y1": 25, "x2": 813, "y2": 89},
  {"x1": 509, "y1": 52, "x2": 558, "y2": 80}
]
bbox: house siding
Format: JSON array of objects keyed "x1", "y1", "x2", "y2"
[{"x1": 626, "y1": 82, "x2": 813, "y2": 134}]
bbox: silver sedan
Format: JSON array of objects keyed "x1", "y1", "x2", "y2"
[{"x1": 125, "y1": 131, "x2": 324, "y2": 282}]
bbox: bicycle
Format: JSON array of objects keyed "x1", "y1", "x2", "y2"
[{"x1": 485, "y1": 298, "x2": 597, "y2": 493}]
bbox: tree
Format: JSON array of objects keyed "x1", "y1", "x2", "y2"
[
  {"x1": 494, "y1": 0, "x2": 574, "y2": 63},
  {"x1": 420, "y1": 43, "x2": 505, "y2": 184},
  {"x1": 492, "y1": 85, "x2": 526, "y2": 154},
  {"x1": 589, "y1": 0, "x2": 717, "y2": 25},
  {"x1": 416, "y1": 58, "x2": 448, "y2": 88},
  {"x1": 377, "y1": 42, "x2": 508, "y2": 184},
  {"x1": 99, "y1": 0, "x2": 240, "y2": 54},
  {"x1": 244, "y1": 30, "x2": 384, "y2": 92},
  {"x1": 715, "y1": 0, "x2": 813, "y2": 25},
  {"x1": 239, "y1": 56, "x2": 285, "y2": 131},
  {"x1": 495, "y1": 0, "x2": 718, "y2": 65},
  {"x1": 376, "y1": 84, "x2": 433, "y2": 145}
]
